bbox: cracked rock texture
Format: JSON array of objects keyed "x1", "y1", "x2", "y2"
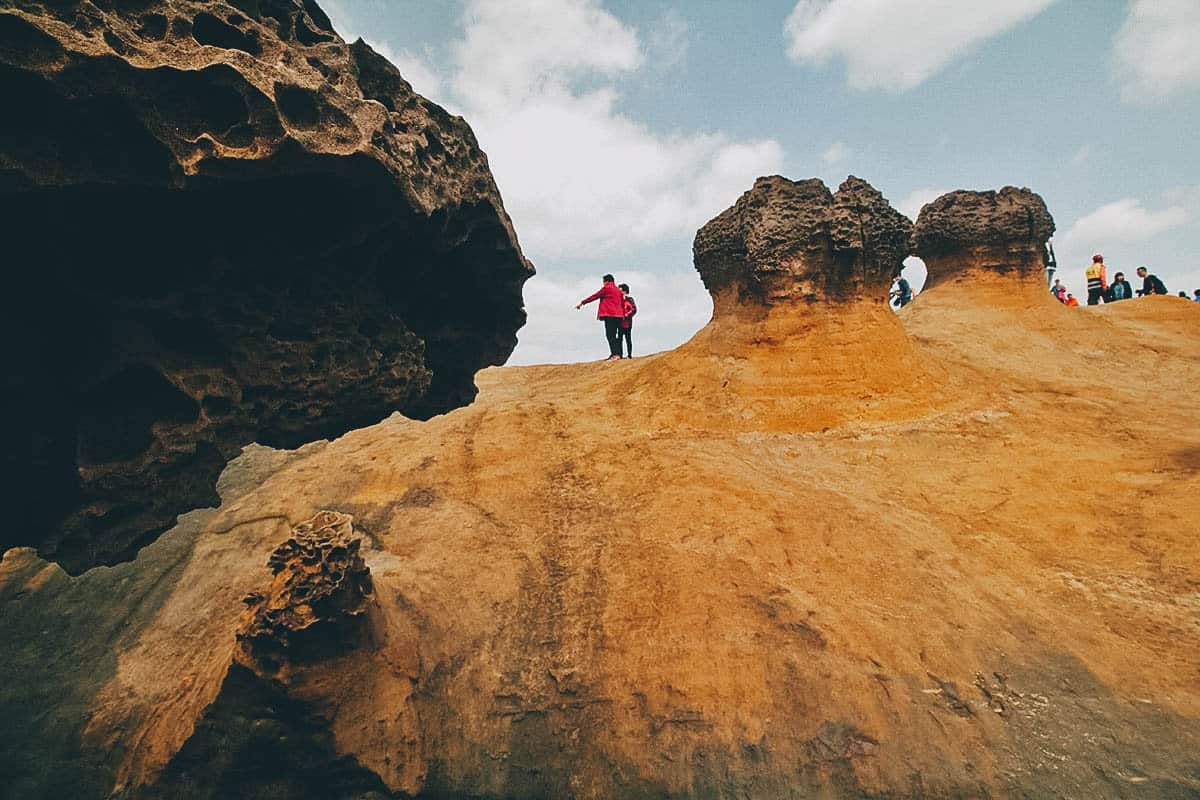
[
  {"x1": 0, "y1": 0, "x2": 533, "y2": 574},
  {"x1": 913, "y1": 188, "x2": 1054, "y2": 289},
  {"x1": 693, "y1": 175, "x2": 912, "y2": 309}
]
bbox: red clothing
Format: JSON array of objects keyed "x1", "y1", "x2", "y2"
[
  {"x1": 580, "y1": 282, "x2": 625, "y2": 318},
  {"x1": 621, "y1": 295, "x2": 637, "y2": 329}
]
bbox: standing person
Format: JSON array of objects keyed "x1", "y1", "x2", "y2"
[
  {"x1": 576, "y1": 274, "x2": 625, "y2": 360},
  {"x1": 1085, "y1": 254, "x2": 1108, "y2": 305},
  {"x1": 1108, "y1": 272, "x2": 1134, "y2": 302},
  {"x1": 1051, "y1": 278, "x2": 1064, "y2": 299},
  {"x1": 1193, "y1": 289, "x2": 1200, "y2": 303},
  {"x1": 618, "y1": 283, "x2": 637, "y2": 359},
  {"x1": 1053, "y1": 283, "x2": 1068, "y2": 303},
  {"x1": 1135, "y1": 266, "x2": 1168, "y2": 296},
  {"x1": 891, "y1": 275, "x2": 913, "y2": 308}
]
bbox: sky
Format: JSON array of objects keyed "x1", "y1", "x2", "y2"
[{"x1": 321, "y1": 0, "x2": 1200, "y2": 364}]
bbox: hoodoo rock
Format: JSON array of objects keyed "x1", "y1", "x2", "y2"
[
  {"x1": 677, "y1": 175, "x2": 935, "y2": 430},
  {"x1": 694, "y1": 175, "x2": 912, "y2": 310},
  {"x1": 913, "y1": 188, "x2": 1055, "y2": 289},
  {"x1": 0, "y1": 0, "x2": 533, "y2": 573}
]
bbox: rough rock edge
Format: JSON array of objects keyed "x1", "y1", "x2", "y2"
[
  {"x1": 912, "y1": 187, "x2": 1055, "y2": 257},
  {"x1": 693, "y1": 175, "x2": 912, "y2": 305},
  {"x1": 0, "y1": 0, "x2": 533, "y2": 573}
]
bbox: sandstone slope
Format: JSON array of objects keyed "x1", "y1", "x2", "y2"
[
  {"x1": 0, "y1": 0, "x2": 533, "y2": 573},
  {"x1": 2, "y1": 179, "x2": 1198, "y2": 799}
]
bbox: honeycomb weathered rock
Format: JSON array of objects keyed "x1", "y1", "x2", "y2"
[
  {"x1": 0, "y1": 0, "x2": 533, "y2": 573},
  {"x1": 693, "y1": 175, "x2": 912, "y2": 306}
]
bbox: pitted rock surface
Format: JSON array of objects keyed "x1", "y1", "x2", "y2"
[
  {"x1": 237, "y1": 511, "x2": 373, "y2": 682},
  {"x1": 693, "y1": 175, "x2": 911, "y2": 305},
  {"x1": 912, "y1": 187, "x2": 1055, "y2": 257},
  {"x1": 0, "y1": 0, "x2": 533, "y2": 573}
]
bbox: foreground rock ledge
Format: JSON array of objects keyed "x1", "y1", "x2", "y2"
[{"x1": 0, "y1": 0, "x2": 533, "y2": 573}]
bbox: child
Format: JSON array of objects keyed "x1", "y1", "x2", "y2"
[{"x1": 618, "y1": 283, "x2": 637, "y2": 359}]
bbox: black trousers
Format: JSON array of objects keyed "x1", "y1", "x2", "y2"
[
  {"x1": 1087, "y1": 288, "x2": 1105, "y2": 305},
  {"x1": 603, "y1": 317, "x2": 622, "y2": 357},
  {"x1": 619, "y1": 326, "x2": 632, "y2": 358}
]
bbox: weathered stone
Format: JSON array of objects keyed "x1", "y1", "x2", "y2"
[
  {"x1": 693, "y1": 175, "x2": 912, "y2": 307},
  {"x1": 237, "y1": 511, "x2": 373, "y2": 683},
  {"x1": 0, "y1": 0, "x2": 533, "y2": 573},
  {"x1": 913, "y1": 188, "x2": 1054, "y2": 287}
]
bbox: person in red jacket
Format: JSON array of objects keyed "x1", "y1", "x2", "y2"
[
  {"x1": 576, "y1": 274, "x2": 625, "y2": 360},
  {"x1": 618, "y1": 283, "x2": 637, "y2": 359}
]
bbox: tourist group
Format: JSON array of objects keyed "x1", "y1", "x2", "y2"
[{"x1": 1051, "y1": 255, "x2": 1199, "y2": 307}]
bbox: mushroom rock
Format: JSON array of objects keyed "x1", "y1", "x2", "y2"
[
  {"x1": 912, "y1": 187, "x2": 1055, "y2": 295},
  {"x1": 694, "y1": 175, "x2": 912, "y2": 312},
  {"x1": 671, "y1": 175, "x2": 938, "y2": 430},
  {"x1": 0, "y1": 0, "x2": 533, "y2": 574}
]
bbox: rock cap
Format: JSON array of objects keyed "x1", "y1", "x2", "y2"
[
  {"x1": 912, "y1": 187, "x2": 1055, "y2": 257},
  {"x1": 694, "y1": 175, "x2": 911, "y2": 306}
]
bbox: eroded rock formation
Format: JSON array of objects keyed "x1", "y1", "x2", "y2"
[
  {"x1": 677, "y1": 176, "x2": 935, "y2": 428},
  {"x1": 237, "y1": 510, "x2": 374, "y2": 682},
  {"x1": 3, "y1": 160, "x2": 1198, "y2": 799},
  {"x1": 0, "y1": 0, "x2": 533, "y2": 573},
  {"x1": 912, "y1": 187, "x2": 1055, "y2": 289},
  {"x1": 693, "y1": 175, "x2": 912, "y2": 311}
]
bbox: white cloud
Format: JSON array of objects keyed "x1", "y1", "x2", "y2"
[
  {"x1": 822, "y1": 141, "x2": 850, "y2": 165},
  {"x1": 1115, "y1": 0, "x2": 1200, "y2": 104},
  {"x1": 512, "y1": 270, "x2": 713, "y2": 365},
  {"x1": 1061, "y1": 198, "x2": 1190, "y2": 252},
  {"x1": 896, "y1": 187, "x2": 949, "y2": 220},
  {"x1": 784, "y1": 0, "x2": 1057, "y2": 91},
  {"x1": 451, "y1": 0, "x2": 642, "y2": 112},
  {"x1": 1069, "y1": 144, "x2": 1090, "y2": 166},
  {"x1": 444, "y1": 0, "x2": 784, "y2": 259}
]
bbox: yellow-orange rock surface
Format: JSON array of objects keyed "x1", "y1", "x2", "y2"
[{"x1": 2, "y1": 182, "x2": 1198, "y2": 799}]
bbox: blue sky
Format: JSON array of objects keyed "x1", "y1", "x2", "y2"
[{"x1": 322, "y1": 0, "x2": 1200, "y2": 363}]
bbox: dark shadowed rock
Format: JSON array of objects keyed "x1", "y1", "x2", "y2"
[
  {"x1": 913, "y1": 188, "x2": 1054, "y2": 287},
  {"x1": 0, "y1": 0, "x2": 533, "y2": 573},
  {"x1": 693, "y1": 175, "x2": 911, "y2": 307}
]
